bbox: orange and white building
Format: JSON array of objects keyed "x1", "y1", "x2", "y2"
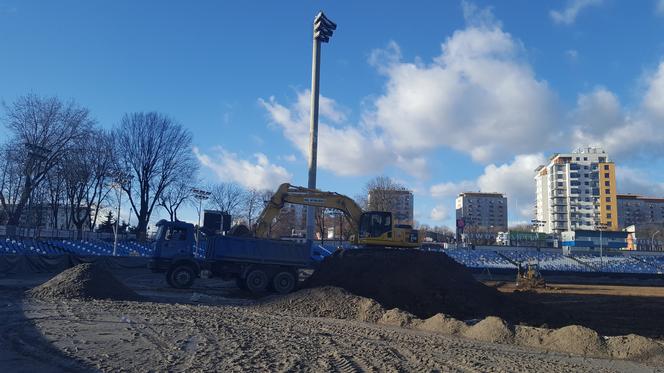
[{"x1": 534, "y1": 147, "x2": 617, "y2": 234}]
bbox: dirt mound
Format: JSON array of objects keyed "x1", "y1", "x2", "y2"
[
  {"x1": 378, "y1": 309, "x2": 421, "y2": 328},
  {"x1": 305, "y1": 249, "x2": 526, "y2": 320},
  {"x1": 463, "y1": 316, "x2": 515, "y2": 343},
  {"x1": 542, "y1": 325, "x2": 606, "y2": 356},
  {"x1": 255, "y1": 286, "x2": 385, "y2": 323},
  {"x1": 416, "y1": 313, "x2": 468, "y2": 335},
  {"x1": 29, "y1": 263, "x2": 142, "y2": 301},
  {"x1": 606, "y1": 334, "x2": 664, "y2": 363}
]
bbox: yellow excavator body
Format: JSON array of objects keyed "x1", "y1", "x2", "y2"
[{"x1": 254, "y1": 183, "x2": 420, "y2": 248}]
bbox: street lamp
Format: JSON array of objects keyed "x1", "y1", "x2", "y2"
[
  {"x1": 306, "y1": 11, "x2": 337, "y2": 243},
  {"x1": 596, "y1": 223, "x2": 608, "y2": 269},
  {"x1": 192, "y1": 188, "x2": 211, "y2": 253},
  {"x1": 110, "y1": 171, "x2": 132, "y2": 256}
]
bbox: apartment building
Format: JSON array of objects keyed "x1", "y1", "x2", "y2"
[
  {"x1": 617, "y1": 194, "x2": 664, "y2": 229},
  {"x1": 534, "y1": 147, "x2": 617, "y2": 234},
  {"x1": 455, "y1": 192, "x2": 508, "y2": 232}
]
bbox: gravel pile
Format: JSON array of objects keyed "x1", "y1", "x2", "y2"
[{"x1": 29, "y1": 263, "x2": 142, "y2": 301}]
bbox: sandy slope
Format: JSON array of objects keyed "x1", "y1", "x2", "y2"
[{"x1": 12, "y1": 297, "x2": 659, "y2": 373}]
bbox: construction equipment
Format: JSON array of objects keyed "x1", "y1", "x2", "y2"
[
  {"x1": 254, "y1": 183, "x2": 420, "y2": 248},
  {"x1": 516, "y1": 263, "x2": 546, "y2": 290}
]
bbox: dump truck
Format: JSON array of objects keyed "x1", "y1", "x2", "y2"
[
  {"x1": 149, "y1": 183, "x2": 421, "y2": 293},
  {"x1": 148, "y1": 219, "x2": 312, "y2": 293}
]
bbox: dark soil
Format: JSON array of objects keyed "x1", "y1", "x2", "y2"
[
  {"x1": 304, "y1": 249, "x2": 541, "y2": 322},
  {"x1": 28, "y1": 263, "x2": 143, "y2": 301}
]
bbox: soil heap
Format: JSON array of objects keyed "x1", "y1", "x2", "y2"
[
  {"x1": 29, "y1": 263, "x2": 142, "y2": 301},
  {"x1": 304, "y1": 249, "x2": 529, "y2": 321},
  {"x1": 255, "y1": 286, "x2": 386, "y2": 323}
]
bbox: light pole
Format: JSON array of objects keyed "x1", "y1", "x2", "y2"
[
  {"x1": 192, "y1": 188, "x2": 211, "y2": 253},
  {"x1": 111, "y1": 171, "x2": 132, "y2": 256},
  {"x1": 652, "y1": 230, "x2": 661, "y2": 251},
  {"x1": 597, "y1": 223, "x2": 607, "y2": 269},
  {"x1": 306, "y1": 11, "x2": 337, "y2": 243}
]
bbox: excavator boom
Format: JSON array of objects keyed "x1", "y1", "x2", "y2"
[{"x1": 255, "y1": 183, "x2": 363, "y2": 239}]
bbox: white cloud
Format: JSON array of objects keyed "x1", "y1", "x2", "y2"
[
  {"x1": 367, "y1": 10, "x2": 560, "y2": 164},
  {"x1": 657, "y1": 0, "x2": 664, "y2": 16},
  {"x1": 430, "y1": 205, "x2": 449, "y2": 221},
  {"x1": 430, "y1": 180, "x2": 478, "y2": 198},
  {"x1": 259, "y1": 92, "x2": 394, "y2": 177},
  {"x1": 615, "y1": 166, "x2": 664, "y2": 197},
  {"x1": 281, "y1": 154, "x2": 297, "y2": 162},
  {"x1": 570, "y1": 63, "x2": 664, "y2": 159},
  {"x1": 550, "y1": 0, "x2": 603, "y2": 25},
  {"x1": 194, "y1": 147, "x2": 291, "y2": 190},
  {"x1": 477, "y1": 153, "x2": 547, "y2": 217},
  {"x1": 430, "y1": 153, "x2": 546, "y2": 219}
]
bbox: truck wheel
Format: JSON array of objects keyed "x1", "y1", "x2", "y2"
[
  {"x1": 245, "y1": 268, "x2": 269, "y2": 294},
  {"x1": 235, "y1": 277, "x2": 248, "y2": 291},
  {"x1": 168, "y1": 265, "x2": 196, "y2": 289},
  {"x1": 272, "y1": 271, "x2": 297, "y2": 294}
]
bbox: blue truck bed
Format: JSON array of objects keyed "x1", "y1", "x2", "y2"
[{"x1": 206, "y1": 235, "x2": 312, "y2": 267}]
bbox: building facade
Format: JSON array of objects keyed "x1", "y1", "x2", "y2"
[
  {"x1": 534, "y1": 147, "x2": 617, "y2": 234},
  {"x1": 455, "y1": 192, "x2": 508, "y2": 233},
  {"x1": 367, "y1": 189, "x2": 414, "y2": 225},
  {"x1": 617, "y1": 194, "x2": 664, "y2": 229}
]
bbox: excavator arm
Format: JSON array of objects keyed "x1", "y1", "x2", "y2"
[{"x1": 254, "y1": 183, "x2": 363, "y2": 239}]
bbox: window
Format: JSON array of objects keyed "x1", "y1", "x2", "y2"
[
  {"x1": 604, "y1": 173, "x2": 609, "y2": 178},
  {"x1": 583, "y1": 157, "x2": 588, "y2": 161},
  {"x1": 604, "y1": 164, "x2": 610, "y2": 170},
  {"x1": 607, "y1": 213, "x2": 612, "y2": 219},
  {"x1": 604, "y1": 181, "x2": 610, "y2": 187},
  {"x1": 605, "y1": 189, "x2": 610, "y2": 194},
  {"x1": 584, "y1": 182, "x2": 589, "y2": 185},
  {"x1": 606, "y1": 197, "x2": 611, "y2": 202},
  {"x1": 576, "y1": 157, "x2": 580, "y2": 161}
]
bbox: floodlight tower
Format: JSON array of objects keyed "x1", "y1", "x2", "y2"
[{"x1": 306, "y1": 11, "x2": 337, "y2": 242}]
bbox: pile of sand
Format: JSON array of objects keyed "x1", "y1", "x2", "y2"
[
  {"x1": 28, "y1": 263, "x2": 142, "y2": 301},
  {"x1": 255, "y1": 286, "x2": 385, "y2": 323},
  {"x1": 463, "y1": 316, "x2": 515, "y2": 344},
  {"x1": 304, "y1": 249, "x2": 526, "y2": 320}
]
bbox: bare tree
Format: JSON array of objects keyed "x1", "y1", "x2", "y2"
[
  {"x1": 114, "y1": 112, "x2": 196, "y2": 241},
  {"x1": 0, "y1": 95, "x2": 93, "y2": 227},
  {"x1": 242, "y1": 188, "x2": 272, "y2": 229},
  {"x1": 61, "y1": 130, "x2": 115, "y2": 238},
  {"x1": 159, "y1": 180, "x2": 193, "y2": 222},
  {"x1": 209, "y1": 182, "x2": 245, "y2": 218},
  {"x1": 363, "y1": 176, "x2": 407, "y2": 212}
]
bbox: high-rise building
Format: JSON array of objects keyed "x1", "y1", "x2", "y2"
[
  {"x1": 617, "y1": 194, "x2": 664, "y2": 229},
  {"x1": 455, "y1": 192, "x2": 508, "y2": 233},
  {"x1": 534, "y1": 147, "x2": 617, "y2": 234},
  {"x1": 367, "y1": 189, "x2": 414, "y2": 225}
]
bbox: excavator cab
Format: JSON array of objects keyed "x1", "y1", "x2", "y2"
[{"x1": 358, "y1": 211, "x2": 420, "y2": 248}]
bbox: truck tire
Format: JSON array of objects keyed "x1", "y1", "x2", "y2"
[
  {"x1": 272, "y1": 271, "x2": 297, "y2": 294},
  {"x1": 235, "y1": 277, "x2": 248, "y2": 291},
  {"x1": 245, "y1": 268, "x2": 269, "y2": 294},
  {"x1": 167, "y1": 265, "x2": 196, "y2": 289}
]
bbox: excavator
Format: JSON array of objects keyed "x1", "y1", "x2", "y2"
[{"x1": 253, "y1": 183, "x2": 420, "y2": 248}]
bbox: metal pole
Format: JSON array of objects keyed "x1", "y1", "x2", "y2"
[
  {"x1": 306, "y1": 36, "x2": 322, "y2": 242},
  {"x1": 197, "y1": 198, "x2": 202, "y2": 252},
  {"x1": 113, "y1": 188, "x2": 120, "y2": 256}
]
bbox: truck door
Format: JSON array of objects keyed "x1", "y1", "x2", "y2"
[{"x1": 157, "y1": 225, "x2": 193, "y2": 258}]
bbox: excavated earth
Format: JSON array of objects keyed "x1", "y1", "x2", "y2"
[
  {"x1": 302, "y1": 248, "x2": 540, "y2": 321},
  {"x1": 28, "y1": 263, "x2": 143, "y2": 302}
]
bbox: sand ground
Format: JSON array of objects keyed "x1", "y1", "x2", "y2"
[{"x1": 0, "y1": 270, "x2": 662, "y2": 372}]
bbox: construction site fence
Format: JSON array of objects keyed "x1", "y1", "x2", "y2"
[{"x1": 0, "y1": 225, "x2": 137, "y2": 241}]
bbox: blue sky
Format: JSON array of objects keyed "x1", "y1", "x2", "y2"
[{"x1": 2, "y1": 0, "x2": 664, "y2": 229}]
